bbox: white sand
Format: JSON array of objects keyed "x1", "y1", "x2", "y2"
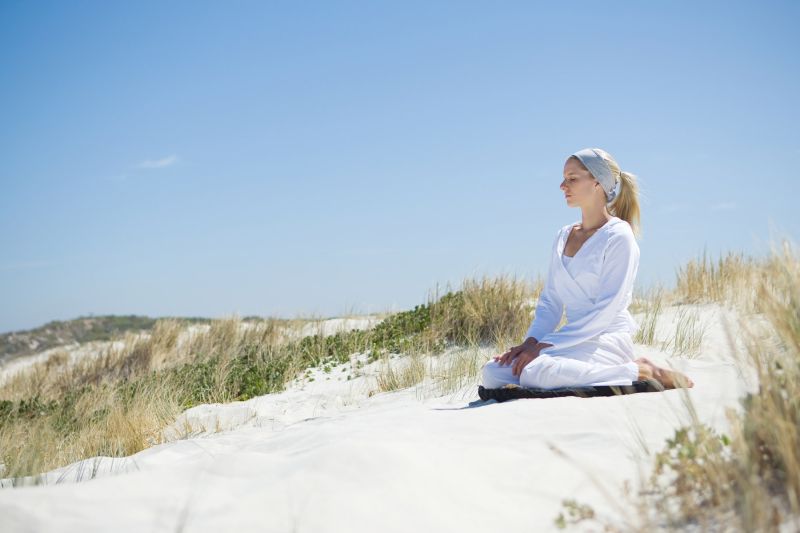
[
  {"x1": 288, "y1": 316, "x2": 383, "y2": 339},
  {"x1": 0, "y1": 304, "x2": 761, "y2": 532},
  {"x1": 0, "y1": 340, "x2": 120, "y2": 386}
]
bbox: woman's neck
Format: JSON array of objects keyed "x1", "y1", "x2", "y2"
[{"x1": 578, "y1": 205, "x2": 612, "y2": 231}]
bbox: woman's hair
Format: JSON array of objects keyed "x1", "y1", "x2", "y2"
[{"x1": 571, "y1": 149, "x2": 641, "y2": 238}]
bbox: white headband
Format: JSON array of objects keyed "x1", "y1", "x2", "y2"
[{"x1": 571, "y1": 147, "x2": 619, "y2": 203}]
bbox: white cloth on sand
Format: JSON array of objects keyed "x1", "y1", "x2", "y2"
[{"x1": 482, "y1": 216, "x2": 640, "y2": 389}]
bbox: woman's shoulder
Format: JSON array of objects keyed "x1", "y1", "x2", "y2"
[
  {"x1": 604, "y1": 217, "x2": 639, "y2": 251},
  {"x1": 606, "y1": 216, "x2": 634, "y2": 237}
]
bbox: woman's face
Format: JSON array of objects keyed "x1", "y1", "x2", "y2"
[{"x1": 561, "y1": 158, "x2": 602, "y2": 207}]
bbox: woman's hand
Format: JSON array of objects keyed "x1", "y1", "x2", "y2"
[
  {"x1": 493, "y1": 339, "x2": 553, "y2": 377},
  {"x1": 493, "y1": 338, "x2": 536, "y2": 365},
  {"x1": 510, "y1": 349, "x2": 539, "y2": 377},
  {"x1": 494, "y1": 338, "x2": 539, "y2": 376}
]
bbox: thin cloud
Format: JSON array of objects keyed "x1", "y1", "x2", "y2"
[
  {"x1": 711, "y1": 201, "x2": 737, "y2": 211},
  {"x1": 139, "y1": 155, "x2": 179, "y2": 169}
]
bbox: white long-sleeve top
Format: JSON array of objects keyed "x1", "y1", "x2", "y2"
[{"x1": 523, "y1": 216, "x2": 640, "y2": 353}]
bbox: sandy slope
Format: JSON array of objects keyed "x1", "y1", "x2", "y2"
[{"x1": 0, "y1": 304, "x2": 758, "y2": 532}]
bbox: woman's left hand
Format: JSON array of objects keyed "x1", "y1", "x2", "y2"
[{"x1": 511, "y1": 343, "x2": 553, "y2": 377}]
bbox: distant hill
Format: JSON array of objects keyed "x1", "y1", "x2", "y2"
[
  {"x1": 0, "y1": 315, "x2": 213, "y2": 366},
  {"x1": 0, "y1": 313, "x2": 377, "y2": 368}
]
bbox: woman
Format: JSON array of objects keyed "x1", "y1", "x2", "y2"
[{"x1": 481, "y1": 148, "x2": 693, "y2": 391}]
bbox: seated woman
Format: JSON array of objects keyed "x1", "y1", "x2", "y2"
[{"x1": 482, "y1": 147, "x2": 693, "y2": 391}]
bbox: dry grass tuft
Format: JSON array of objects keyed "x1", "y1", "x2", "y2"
[
  {"x1": 660, "y1": 305, "x2": 708, "y2": 358},
  {"x1": 426, "y1": 272, "x2": 540, "y2": 351},
  {"x1": 674, "y1": 248, "x2": 765, "y2": 310},
  {"x1": 632, "y1": 285, "x2": 665, "y2": 346},
  {"x1": 373, "y1": 353, "x2": 428, "y2": 394},
  {"x1": 431, "y1": 347, "x2": 488, "y2": 397}
]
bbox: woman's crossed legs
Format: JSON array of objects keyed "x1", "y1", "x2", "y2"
[
  {"x1": 481, "y1": 354, "x2": 694, "y2": 390},
  {"x1": 481, "y1": 353, "x2": 639, "y2": 390}
]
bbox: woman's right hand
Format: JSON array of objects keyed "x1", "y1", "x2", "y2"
[{"x1": 493, "y1": 338, "x2": 537, "y2": 366}]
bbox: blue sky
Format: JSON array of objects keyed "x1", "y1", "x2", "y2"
[{"x1": 1, "y1": 1, "x2": 798, "y2": 334}]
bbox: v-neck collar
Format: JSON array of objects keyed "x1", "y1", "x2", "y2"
[{"x1": 560, "y1": 216, "x2": 620, "y2": 259}]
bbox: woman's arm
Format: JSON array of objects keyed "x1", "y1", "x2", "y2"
[{"x1": 522, "y1": 229, "x2": 564, "y2": 344}]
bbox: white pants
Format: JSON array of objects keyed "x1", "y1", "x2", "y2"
[{"x1": 481, "y1": 332, "x2": 639, "y2": 389}]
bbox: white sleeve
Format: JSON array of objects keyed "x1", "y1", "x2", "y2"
[
  {"x1": 522, "y1": 230, "x2": 564, "y2": 344},
  {"x1": 537, "y1": 230, "x2": 639, "y2": 351}
]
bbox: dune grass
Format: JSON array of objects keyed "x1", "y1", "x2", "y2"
[
  {"x1": 669, "y1": 241, "x2": 800, "y2": 531},
  {"x1": 660, "y1": 305, "x2": 708, "y2": 358},
  {"x1": 632, "y1": 285, "x2": 665, "y2": 346},
  {"x1": 425, "y1": 273, "x2": 541, "y2": 350},
  {"x1": 0, "y1": 272, "x2": 539, "y2": 482},
  {"x1": 373, "y1": 352, "x2": 428, "y2": 395},
  {"x1": 368, "y1": 272, "x2": 540, "y2": 396},
  {"x1": 674, "y1": 248, "x2": 765, "y2": 311},
  {"x1": 639, "y1": 240, "x2": 800, "y2": 530},
  {"x1": 0, "y1": 315, "x2": 379, "y2": 482},
  {"x1": 555, "y1": 240, "x2": 800, "y2": 531},
  {"x1": 429, "y1": 346, "x2": 489, "y2": 398}
]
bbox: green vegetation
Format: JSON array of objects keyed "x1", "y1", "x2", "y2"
[
  {"x1": 1, "y1": 315, "x2": 162, "y2": 364},
  {"x1": 0, "y1": 275, "x2": 539, "y2": 481}
]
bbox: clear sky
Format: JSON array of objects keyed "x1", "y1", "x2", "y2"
[{"x1": 1, "y1": 1, "x2": 798, "y2": 334}]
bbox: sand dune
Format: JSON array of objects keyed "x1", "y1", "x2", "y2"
[{"x1": 0, "y1": 304, "x2": 757, "y2": 532}]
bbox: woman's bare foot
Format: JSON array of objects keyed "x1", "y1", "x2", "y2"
[{"x1": 635, "y1": 357, "x2": 694, "y2": 389}]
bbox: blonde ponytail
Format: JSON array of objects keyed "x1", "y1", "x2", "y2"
[{"x1": 591, "y1": 148, "x2": 642, "y2": 238}]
